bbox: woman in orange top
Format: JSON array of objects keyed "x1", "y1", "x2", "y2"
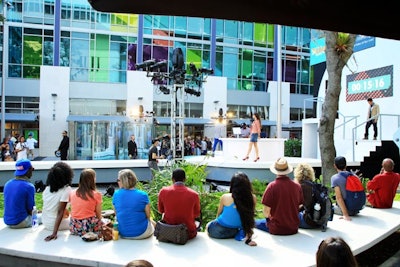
[
  {"x1": 69, "y1": 168, "x2": 103, "y2": 236},
  {"x1": 243, "y1": 113, "x2": 261, "y2": 162}
]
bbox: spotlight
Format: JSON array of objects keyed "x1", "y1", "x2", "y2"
[
  {"x1": 199, "y1": 68, "x2": 214, "y2": 75},
  {"x1": 159, "y1": 85, "x2": 170, "y2": 95},
  {"x1": 135, "y1": 59, "x2": 156, "y2": 70},
  {"x1": 149, "y1": 60, "x2": 167, "y2": 71},
  {"x1": 184, "y1": 87, "x2": 201, "y2": 97},
  {"x1": 189, "y1": 63, "x2": 199, "y2": 78}
]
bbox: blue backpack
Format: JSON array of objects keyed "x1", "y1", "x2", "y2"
[{"x1": 342, "y1": 172, "x2": 366, "y2": 213}]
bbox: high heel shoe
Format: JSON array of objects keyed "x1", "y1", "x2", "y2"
[
  {"x1": 254, "y1": 157, "x2": 260, "y2": 162},
  {"x1": 242, "y1": 156, "x2": 249, "y2": 161}
]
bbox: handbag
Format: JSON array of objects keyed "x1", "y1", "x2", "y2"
[
  {"x1": 98, "y1": 223, "x2": 113, "y2": 241},
  {"x1": 154, "y1": 220, "x2": 189, "y2": 245}
]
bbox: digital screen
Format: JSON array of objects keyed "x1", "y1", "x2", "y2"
[{"x1": 346, "y1": 65, "x2": 393, "y2": 102}]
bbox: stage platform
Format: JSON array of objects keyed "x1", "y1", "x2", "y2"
[
  {"x1": 0, "y1": 155, "x2": 361, "y2": 188},
  {"x1": 0, "y1": 202, "x2": 399, "y2": 267}
]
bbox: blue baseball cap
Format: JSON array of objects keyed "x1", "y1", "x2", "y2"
[{"x1": 14, "y1": 159, "x2": 34, "y2": 176}]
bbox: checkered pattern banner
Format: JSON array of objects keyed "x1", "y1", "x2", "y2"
[{"x1": 346, "y1": 65, "x2": 393, "y2": 102}]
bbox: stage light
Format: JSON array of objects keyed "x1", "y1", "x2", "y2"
[
  {"x1": 149, "y1": 60, "x2": 167, "y2": 71},
  {"x1": 189, "y1": 63, "x2": 199, "y2": 78},
  {"x1": 184, "y1": 87, "x2": 201, "y2": 97},
  {"x1": 199, "y1": 68, "x2": 214, "y2": 75},
  {"x1": 135, "y1": 59, "x2": 156, "y2": 70},
  {"x1": 159, "y1": 85, "x2": 170, "y2": 95}
]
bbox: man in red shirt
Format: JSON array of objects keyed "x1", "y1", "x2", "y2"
[
  {"x1": 367, "y1": 158, "x2": 400, "y2": 208},
  {"x1": 158, "y1": 168, "x2": 201, "y2": 239},
  {"x1": 255, "y1": 157, "x2": 304, "y2": 235}
]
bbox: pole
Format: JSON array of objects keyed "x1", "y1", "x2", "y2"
[
  {"x1": 1, "y1": 2, "x2": 8, "y2": 140},
  {"x1": 276, "y1": 25, "x2": 282, "y2": 138}
]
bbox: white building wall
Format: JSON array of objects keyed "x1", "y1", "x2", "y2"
[
  {"x1": 39, "y1": 66, "x2": 70, "y2": 157},
  {"x1": 269, "y1": 81, "x2": 290, "y2": 138}
]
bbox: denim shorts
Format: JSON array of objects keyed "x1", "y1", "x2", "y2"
[
  {"x1": 250, "y1": 133, "x2": 258, "y2": 142},
  {"x1": 207, "y1": 220, "x2": 239, "y2": 239}
]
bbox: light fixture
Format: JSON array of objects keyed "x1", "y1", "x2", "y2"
[
  {"x1": 51, "y1": 93, "x2": 57, "y2": 97},
  {"x1": 184, "y1": 87, "x2": 201, "y2": 97},
  {"x1": 213, "y1": 100, "x2": 219, "y2": 104},
  {"x1": 149, "y1": 60, "x2": 167, "y2": 72},
  {"x1": 138, "y1": 96, "x2": 143, "y2": 101},
  {"x1": 135, "y1": 59, "x2": 156, "y2": 70},
  {"x1": 159, "y1": 85, "x2": 170, "y2": 95}
]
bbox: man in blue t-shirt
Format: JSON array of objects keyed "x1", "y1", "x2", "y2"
[{"x1": 4, "y1": 159, "x2": 36, "y2": 228}]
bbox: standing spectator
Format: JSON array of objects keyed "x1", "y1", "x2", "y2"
[
  {"x1": 128, "y1": 134, "x2": 138, "y2": 159},
  {"x1": 8, "y1": 134, "x2": 15, "y2": 159},
  {"x1": 69, "y1": 168, "x2": 103, "y2": 236},
  {"x1": 43, "y1": 162, "x2": 74, "y2": 241},
  {"x1": 147, "y1": 139, "x2": 164, "y2": 180},
  {"x1": 113, "y1": 169, "x2": 155, "y2": 239},
  {"x1": 57, "y1": 130, "x2": 70, "y2": 160},
  {"x1": 316, "y1": 236, "x2": 358, "y2": 267},
  {"x1": 1, "y1": 137, "x2": 10, "y2": 161},
  {"x1": 363, "y1": 98, "x2": 380, "y2": 140},
  {"x1": 255, "y1": 157, "x2": 303, "y2": 235},
  {"x1": 15, "y1": 135, "x2": 28, "y2": 161},
  {"x1": 158, "y1": 168, "x2": 201, "y2": 240},
  {"x1": 205, "y1": 136, "x2": 212, "y2": 152},
  {"x1": 201, "y1": 137, "x2": 207, "y2": 155},
  {"x1": 206, "y1": 172, "x2": 257, "y2": 246},
  {"x1": 26, "y1": 133, "x2": 38, "y2": 160},
  {"x1": 367, "y1": 158, "x2": 400, "y2": 208},
  {"x1": 294, "y1": 162, "x2": 320, "y2": 229},
  {"x1": 243, "y1": 113, "x2": 261, "y2": 162},
  {"x1": 4, "y1": 159, "x2": 37, "y2": 228}
]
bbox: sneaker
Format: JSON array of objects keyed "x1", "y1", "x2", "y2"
[
  {"x1": 362, "y1": 137, "x2": 368, "y2": 140},
  {"x1": 373, "y1": 137, "x2": 377, "y2": 140}
]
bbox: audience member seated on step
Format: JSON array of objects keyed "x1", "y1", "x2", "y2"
[
  {"x1": 113, "y1": 169, "x2": 155, "y2": 239},
  {"x1": 255, "y1": 157, "x2": 303, "y2": 235},
  {"x1": 316, "y1": 236, "x2": 358, "y2": 267},
  {"x1": 206, "y1": 172, "x2": 257, "y2": 246},
  {"x1": 125, "y1": 259, "x2": 154, "y2": 267},
  {"x1": 69, "y1": 168, "x2": 103, "y2": 237},
  {"x1": 158, "y1": 168, "x2": 201, "y2": 240},
  {"x1": 3, "y1": 159, "x2": 39, "y2": 229},
  {"x1": 367, "y1": 158, "x2": 400, "y2": 208},
  {"x1": 294, "y1": 162, "x2": 321, "y2": 229},
  {"x1": 43, "y1": 162, "x2": 74, "y2": 241},
  {"x1": 331, "y1": 156, "x2": 364, "y2": 221}
]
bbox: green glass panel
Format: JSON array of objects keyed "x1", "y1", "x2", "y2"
[
  {"x1": 23, "y1": 35, "x2": 42, "y2": 65},
  {"x1": 23, "y1": 66, "x2": 40, "y2": 78},
  {"x1": 89, "y1": 34, "x2": 110, "y2": 82},
  {"x1": 186, "y1": 49, "x2": 201, "y2": 70},
  {"x1": 254, "y1": 23, "x2": 266, "y2": 44}
]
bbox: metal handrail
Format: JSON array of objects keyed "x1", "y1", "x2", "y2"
[
  {"x1": 335, "y1": 111, "x2": 359, "y2": 139},
  {"x1": 351, "y1": 114, "x2": 400, "y2": 161}
]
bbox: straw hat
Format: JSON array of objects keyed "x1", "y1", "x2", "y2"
[{"x1": 270, "y1": 157, "x2": 293, "y2": 175}]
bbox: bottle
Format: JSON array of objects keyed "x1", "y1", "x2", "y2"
[
  {"x1": 31, "y1": 206, "x2": 39, "y2": 231},
  {"x1": 313, "y1": 203, "x2": 321, "y2": 220},
  {"x1": 112, "y1": 221, "x2": 119, "y2": 240}
]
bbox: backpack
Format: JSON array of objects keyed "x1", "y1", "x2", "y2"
[
  {"x1": 305, "y1": 180, "x2": 333, "y2": 231},
  {"x1": 342, "y1": 172, "x2": 366, "y2": 213}
]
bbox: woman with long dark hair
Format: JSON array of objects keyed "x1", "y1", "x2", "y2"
[{"x1": 206, "y1": 172, "x2": 257, "y2": 246}]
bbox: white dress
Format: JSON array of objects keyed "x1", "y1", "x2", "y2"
[{"x1": 42, "y1": 185, "x2": 72, "y2": 231}]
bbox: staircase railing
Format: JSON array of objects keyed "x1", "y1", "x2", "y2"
[
  {"x1": 335, "y1": 111, "x2": 359, "y2": 139},
  {"x1": 351, "y1": 114, "x2": 400, "y2": 161}
]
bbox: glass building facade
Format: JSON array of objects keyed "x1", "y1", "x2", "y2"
[{"x1": 0, "y1": 0, "x2": 314, "y2": 159}]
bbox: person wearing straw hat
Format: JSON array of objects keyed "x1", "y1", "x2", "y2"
[{"x1": 255, "y1": 157, "x2": 304, "y2": 235}]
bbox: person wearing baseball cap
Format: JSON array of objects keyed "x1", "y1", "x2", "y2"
[{"x1": 3, "y1": 159, "x2": 37, "y2": 228}]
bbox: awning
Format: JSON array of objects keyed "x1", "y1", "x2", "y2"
[
  {"x1": 66, "y1": 115, "x2": 130, "y2": 122},
  {"x1": 0, "y1": 113, "x2": 37, "y2": 121},
  {"x1": 282, "y1": 121, "x2": 302, "y2": 129},
  {"x1": 156, "y1": 117, "x2": 214, "y2": 125},
  {"x1": 232, "y1": 119, "x2": 277, "y2": 127}
]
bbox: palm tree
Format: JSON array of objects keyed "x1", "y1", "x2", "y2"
[{"x1": 319, "y1": 31, "x2": 357, "y2": 185}]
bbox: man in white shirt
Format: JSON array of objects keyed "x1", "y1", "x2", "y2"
[{"x1": 26, "y1": 133, "x2": 38, "y2": 160}]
